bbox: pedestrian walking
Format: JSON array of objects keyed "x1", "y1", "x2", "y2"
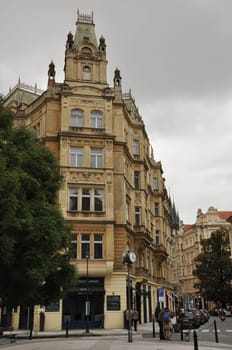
[
  {"x1": 132, "y1": 309, "x2": 139, "y2": 331},
  {"x1": 163, "y1": 308, "x2": 172, "y2": 340},
  {"x1": 157, "y1": 308, "x2": 165, "y2": 340}
]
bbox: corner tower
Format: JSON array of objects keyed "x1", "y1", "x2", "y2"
[{"x1": 64, "y1": 10, "x2": 107, "y2": 85}]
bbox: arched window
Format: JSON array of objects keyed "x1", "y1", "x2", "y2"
[
  {"x1": 90, "y1": 110, "x2": 103, "y2": 128},
  {"x1": 81, "y1": 47, "x2": 92, "y2": 55},
  {"x1": 70, "y1": 109, "x2": 84, "y2": 127},
  {"x1": 82, "y1": 65, "x2": 91, "y2": 80}
]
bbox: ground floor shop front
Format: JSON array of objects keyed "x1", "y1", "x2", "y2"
[{"x1": 1, "y1": 274, "x2": 174, "y2": 331}]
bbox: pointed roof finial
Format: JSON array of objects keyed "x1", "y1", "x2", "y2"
[{"x1": 48, "y1": 60, "x2": 56, "y2": 86}]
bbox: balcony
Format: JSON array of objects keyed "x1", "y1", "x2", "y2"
[
  {"x1": 135, "y1": 266, "x2": 150, "y2": 279},
  {"x1": 151, "y1": 243, "x2": 168, "y2": 263},
  {"x1": 133, "y1": 225, "x2": 153, "y2": 250}
]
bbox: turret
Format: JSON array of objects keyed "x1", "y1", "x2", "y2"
[{"x1": 64, "y1": 10, "x2": 107, "y2": 85}]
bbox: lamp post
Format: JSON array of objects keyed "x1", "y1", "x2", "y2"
[
  {"x1": 85, "y1": 252, "x2": 90, "y2": 333},
  {"x1": 122, "y1": 250, "x2": 136, "y2": 343}
]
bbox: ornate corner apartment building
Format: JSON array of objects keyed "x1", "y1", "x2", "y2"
[
  {"x1": 176, "y1": 206, "x2": 232, "y2": 310},
  {"x1": 3, "y1": 11, "x2": 177, "y2": 331}
]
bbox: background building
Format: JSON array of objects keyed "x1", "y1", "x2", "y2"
[
  {"x1": 176, "y1": 206, "x2": 232, "y2": 310},
  {"x1": 3, "y1": 11, "x2": 177, "y2": 331}
]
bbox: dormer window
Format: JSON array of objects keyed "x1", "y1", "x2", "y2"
[{"x1": 82, "y1": 65, "x2": 91, "y2": 80}]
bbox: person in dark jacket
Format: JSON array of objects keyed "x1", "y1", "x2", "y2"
[{"x1": 157, "y1": 308, "x2": 165, "y2": 340}]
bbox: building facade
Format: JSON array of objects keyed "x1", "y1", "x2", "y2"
[
  {"x1": 176, "y1": 207, "x2": 232, "y2": 310},
  {"x1": 3, "y1": 11, "x2": 176, "y2": 331}
]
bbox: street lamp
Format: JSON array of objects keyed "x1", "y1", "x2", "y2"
[
  {"x1": 122, "y1": 250, "x2": 136, "y2": 343},
  {"x1": 85, "y1": 252, "x2": 90, "y2": 333}
]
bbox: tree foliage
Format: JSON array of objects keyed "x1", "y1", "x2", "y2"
[
  {"x1": 193, "y1": 228, "x2": 232, "y2": 307},
  {"x1": 0, "y1": 102, "x2": 76, "y2": 307}
]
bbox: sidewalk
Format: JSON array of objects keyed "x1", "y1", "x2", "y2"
[{"x1": 0, "y1": 322, "x2": 231, "y2": 350}]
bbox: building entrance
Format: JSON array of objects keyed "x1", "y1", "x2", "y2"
[{"x1": 62, "y1": 278, "x2": 104, "y2": 329}]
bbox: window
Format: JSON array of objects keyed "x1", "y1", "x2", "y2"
[
  {"x1": 133, "y1": 140, "x2": 139, "y2": 155},
  {"x1": 70, "y1": 147, "x2": 83, "y2": 167},
  {"x1": 81, "y1": 234, "x2": 90, "y2": 258},
  {"x1": 155, "y1": 230, "x2": 160, "y2": 245},
  {"x1": 153, "y1": 178, "x2": 158, "y2": 190},
  {"x1": 33, "y1": 122, "x2": 41, "y2": 137},
  {"x1": 90, "y1": 148, "x2": 103, "y2": 168},
  {"x1": 82, "y1": 47, "x2": 92, "y2": 55},
  {"x1": 94, "y1": 189, "x2": 103, "y2": 211},
  {"x1": 90, "y1": 110, "x2": 103, "y2": 128},
  {"x1": 70, "y1": 109, "x2": 84, "y2": 127},
  {"x1": 69, "y1": 189, "x2": 78, "y2": 211},
  {"x1": 126, "y1": 202, "x2": 129, "y2": 221},
  {"x1": 94, "y1": 234, "x2": 103, "y2": 259},
  {"x1": 135, "y1": 207, "x2": 141, "y2": 226},
  {"x1": 134, "y1": 171, "x2": 140, "y2": 189},
  {"x1": 69, "y1": 234, "x2": 77, "y2": 259},
  {"x1": 68, "y1": 187, "x2": 104, "y2": 212},
  {"x1": 82, "y1": 65, "x2": 91, "y2": 80},
  {"x1": 82, "y1": 189, "x2": 91, "y2": 211},
  {"x1": 154, "y1": 202, "x2": 159, "y2": 216},
  {"x1": 45, "y1": 302, "x2": 60, "y2": 312}
]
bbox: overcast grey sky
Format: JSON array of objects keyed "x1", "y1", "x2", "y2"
[{"x1": 1, "y1": 0, "x2": 232, "y2": 224}]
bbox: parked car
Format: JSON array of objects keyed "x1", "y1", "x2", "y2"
[
  {"x1": 222, "y1": 309, "x2": 232, "y2": 317},
  {"x1": 174, "y1": 311, "x2": 200, "y2": 331},
  {"x1": 190, "y1": 309, "x2": 202, "y2": 326}
]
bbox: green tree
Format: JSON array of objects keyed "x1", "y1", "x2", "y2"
[
  {"x1": 0, "y1": 102, "x2": 76, "y2": 318},
  {"x1": 193, "y1": 228, "x2": 232, "y2": 308}
]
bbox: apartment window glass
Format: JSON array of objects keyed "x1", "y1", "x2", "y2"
[
  {"x1": 126, "y1": 202, "x2": 129, "y2": 221},
  {"x1": 70, "y1": 109, "x2": 84, "y2": 127},
  {"x1": 94, "y1": 189, "x2": 103, "y2": 211},
  {"x1": 134, "y1": 171, "x2": 140, "y2": 189},
  {"x1": 133, "y1": 140, "x2": 139, "y2": 155},
  {"x1": 90, "y1": 110, "x2": 103, "y2": 128},
  {"x1": 153, "y1": 178, "x2": 158, "y2": 190},
  {"x1": 70, "y1": 147, "x2": 83, "y2": 167},
  {"x1": 135, "y1": 207, "x2": 141, "y2": 226},
  {"x1": 155, "y1": 230, "x2": 160, "y2": 245},
  {"x1": 90, "y1": 148, "x2": 103, "y2": 168},
  {"x1": 69, "y1": 234, "x2": 77, "y2": 259},
  {"x1": 69, "y1": 189, "x2": 78, "y2": 211},
  {"x1": 154, "y1": 202, "x2": 159, "y2": 216},
  {"x1": 82, "y1": 189, "x2": 90, "y2": 211},
  {"x1": 82, "y1": 65, "x2": 91, "y2": 80},
  {"x1": 94, "y1": 234, "x2": 103, "y2": 259},
  {"x1": 81, "y1": 234, "x2": 90, "y2": 258}
]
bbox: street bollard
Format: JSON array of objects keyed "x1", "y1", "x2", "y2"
[
  {"x1": 180, "y1": 325, "x2": 183, "y2": 341},
  {"x1": 152, "y1": 317, "x2": 156, "y2": 338},
  {"x1": 65, "y1": 320, "x2": 69, "y2": 338},
  {"x1": 193, "y1": 330, "x2": 198, "y2": 350},
  {"x1": 214, "y1": 320, "x2": 219, "y2": 343}
]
